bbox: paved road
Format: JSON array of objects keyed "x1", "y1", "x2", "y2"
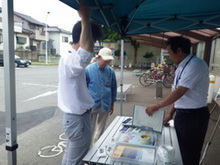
[
  {"x1": 0, "y1": 65, "x2": 58, "y2": 145},
  {"x1": 0, "y1": 65, "x2": 58, "y2": 113}
]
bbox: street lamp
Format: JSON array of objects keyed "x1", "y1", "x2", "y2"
[{"x1": 45, "y1": 11, "x2": 50, "y2": 65}]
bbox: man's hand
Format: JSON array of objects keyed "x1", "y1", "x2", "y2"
[
  {"x1": 109, "y1": 103, "x2": 114, "y2": 115},
  {"x1": 145, "y1": 104, "x2": 160, "y2": 116},
  {"x1": 78, "y1": 0, "x2": 91, "y2": 20},
  {"x1": 164, "y1": 113, "x2": 173, "y2": 126}
]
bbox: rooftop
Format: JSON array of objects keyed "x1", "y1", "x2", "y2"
[
  {"x1": 14, "y1": 11, "x2": 44, "y2": 26},
  {"x1": 46, "y1": 26, "x2": 71, "y2": 34}
]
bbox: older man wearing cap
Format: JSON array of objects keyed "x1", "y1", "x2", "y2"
[{"x1": 86, "y1": 47, "x2": 117, "y2": 146}]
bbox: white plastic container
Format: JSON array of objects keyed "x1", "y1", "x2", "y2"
[{"x1": 207, "y1": 75, "x2": 216, "y2": 103}]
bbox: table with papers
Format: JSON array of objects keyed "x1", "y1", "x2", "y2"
[{"x1": 83, "y1": 116, "x2": 183, "y2": 165}]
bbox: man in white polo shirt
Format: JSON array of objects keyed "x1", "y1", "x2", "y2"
[
  {"x1": 146, "y1": 36, "x2": 209, "y2": 165},
  {"x1": 58, "y1": 1, "x2": 102, "y2": 165}
]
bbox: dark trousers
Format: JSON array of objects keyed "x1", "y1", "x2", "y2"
[{"x1": 174, "y1": 106, "x2": 210, "y2": 165}]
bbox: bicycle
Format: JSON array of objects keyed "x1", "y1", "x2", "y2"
[{"x1": 139, "y1": 65, "x2": 175, "y2": 88}]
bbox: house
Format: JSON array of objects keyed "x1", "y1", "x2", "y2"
[
  {"x1": 14, "y1": 12, "x2": 48, "y2": 54},
  {"x1": 0, "y1": 11, "x2": 23, "y2": 51},
  {"x1": 46, "y1": 26, "x2": 72, "y2": 57},
  {"x1": 0, "y1": 9, "x2": 48, "y2": 56},
  {"x1": 0, "y1": 9, "x2": 71, "y2": 62}
]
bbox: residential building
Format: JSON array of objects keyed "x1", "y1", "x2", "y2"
[
  {"x1": 0, "y1": 9, "x2": 48, "y2": 56},
  {"x1": 46, "y1": 26, "x2": 72, "y2": 57},
  {"x1": 14, "y1": 12, "x2": 48, "y2": 54}
]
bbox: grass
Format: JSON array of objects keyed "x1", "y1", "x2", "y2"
[{"x1": 32, "y1": 62, "x2": 59, "y2": 65}]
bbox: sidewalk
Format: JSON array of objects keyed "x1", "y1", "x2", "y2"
[{"x1": 0, "y1": 70, "x2": 219, "y2": 165}]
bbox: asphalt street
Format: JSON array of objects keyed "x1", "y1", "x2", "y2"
[{"x1": 0, "y1": 65, "x2": 59, "y2": 146}]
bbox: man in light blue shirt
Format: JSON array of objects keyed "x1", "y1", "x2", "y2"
[
  {"x1": 146, "y1": 37, "x2": 209, "y2": 165},
  {"x1": 86, "y1": 47, "x2": 117, "y2": 145}
]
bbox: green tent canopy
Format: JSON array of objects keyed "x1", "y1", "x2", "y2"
[{"x1": 60, "y1": 0, "x2": 220, "y2": 35}]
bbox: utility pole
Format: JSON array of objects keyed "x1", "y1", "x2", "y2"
[{"x1": 45, "y1": 11, "x2": 50, "y2": 65}]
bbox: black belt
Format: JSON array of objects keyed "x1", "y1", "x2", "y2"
[{"x1": 176, "y1": 106, "x2": 208, "y2": 113}]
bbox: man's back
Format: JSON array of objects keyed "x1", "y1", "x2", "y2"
[{"x1": 58, "y1": 48, "x2": 94, "y2": 115}]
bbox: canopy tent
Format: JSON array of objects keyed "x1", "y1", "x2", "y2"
[
  {"x1": 60, "y1": 0, "x2": 220, "y2": 35},
  {"x1": 60, "y1": 0, "x2": 220, "y2": 116}
]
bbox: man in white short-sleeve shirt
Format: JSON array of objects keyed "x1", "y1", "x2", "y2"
[
  {"x1": 58, "y1": 1, "x2": 102, "y2": 165},
  {"x1": 146, "y1": 36, "x2": 209, "y2": 165}
]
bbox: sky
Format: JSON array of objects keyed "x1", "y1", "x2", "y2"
[{"x1": 0, "y1": 0, "x2": 81, "y2": 32}]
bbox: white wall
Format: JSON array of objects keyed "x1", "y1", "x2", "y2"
[
  {"x1": 59, "y1": 33, "x2": 71, "y2": 56},
  {"x1": 49, "y1": 32, "x2": 71, "y2": 56},
  {"x1": 49, "y1": 32, "x2": 60, "y2": 55}
]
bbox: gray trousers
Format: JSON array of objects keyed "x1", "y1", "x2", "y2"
[
  {"x1": 91, "y1": 107, "x2": 109, "y2": 146},
  {"x1": 61, "y1": 111, "x2": 92, "y2": 165}
]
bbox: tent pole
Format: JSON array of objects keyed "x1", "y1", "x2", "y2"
[
  {"x1": 120, "y1": 39, "x2": 124, "y2": 116},
  {"x1": 2, "y1": 0, "x2": 18, "y2": 164}
]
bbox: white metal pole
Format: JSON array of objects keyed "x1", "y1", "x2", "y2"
[
  {"x1": 2, "y1": 0, "x2": 18, "y2": 164},
  {"x1": 120, "y1": 39, "x2": 124, "y2": 116},
  {"x1": 45, "y1": 12, "x2": 50, "y2": 65}
]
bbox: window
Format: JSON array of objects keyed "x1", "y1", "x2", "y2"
[
  {"x1": 210, "y1": 38, "x2": 220, "y2": 73},
  {"x1": 196, "y1": 42, "x2": 205, "y2": 59},
  {"x1": 62, "y1": 36, "x2": 68, "y2": 43},
  {"x1": 35, "y1": 26, "x2": 39, "y2": 30},
  {"x1": 41, "y1": 29, "x2": 45, "y2": 36},
  {"x1": 16, "y1": 36, "x2": 26, "y2": 44}
]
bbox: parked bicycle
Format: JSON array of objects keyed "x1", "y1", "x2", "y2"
[{"x1": 139, "y1": 65, "x2": 175, "y2": 88}]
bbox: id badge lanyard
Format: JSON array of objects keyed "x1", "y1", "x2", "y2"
[{"x1": 175, "y1": 55, "x2": 194, "y2": 89}]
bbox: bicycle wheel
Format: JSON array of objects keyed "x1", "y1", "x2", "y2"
[
  {"x1": 139, "y1": 73, "x2": 154, "y2": 87},
  {"x1": 163, "y1": 75, "x2": 174, "y2": 88}
]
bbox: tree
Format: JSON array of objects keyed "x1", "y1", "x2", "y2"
[
  {"x1": 101, "y1": 25, "x2": 141, "y2": 67},
  {"x1": 143, "y1": 51, "x2": 154, "y2": 60},
  {"x1": 102, "y1": 26, "x2": 121, "y2": 41},
  {"x1": 131, "y1": 40, "x2": 140, "y2": 66}
]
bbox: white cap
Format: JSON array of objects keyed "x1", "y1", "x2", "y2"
[{"x1": 98, "y1": 47, "x2": 114, "y2": 61}]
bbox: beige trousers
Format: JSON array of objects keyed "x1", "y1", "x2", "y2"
[{"x1": 91, "y1": 106, "x2": 109, "y2": 146}]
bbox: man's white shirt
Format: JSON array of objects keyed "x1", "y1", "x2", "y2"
[
  {"x1": 58, "y1": 47, "x2": 94, "y2": 115},
  {"x1": 174, "y1": 54, "x2": 209, "y2": 109}
]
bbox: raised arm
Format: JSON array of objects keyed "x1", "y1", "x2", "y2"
[{"x1": 78, "y1": 0, "x2": 94, "y2": 53}]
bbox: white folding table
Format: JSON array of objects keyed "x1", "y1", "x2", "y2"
[{"x1": 83, "y1": 116, "x2": 183, "y2": 165}]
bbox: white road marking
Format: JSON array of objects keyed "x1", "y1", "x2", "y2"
[
  {"x1": 22, "y1": 83, "x2": 58, "y2": 88},
  {"x1": 23, "y1": 90, "x2": 57, "y2": 102}
]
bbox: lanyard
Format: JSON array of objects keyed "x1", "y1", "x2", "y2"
[{"x1": 175, "y1": 55, "x2": 194, "y2": 89}]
